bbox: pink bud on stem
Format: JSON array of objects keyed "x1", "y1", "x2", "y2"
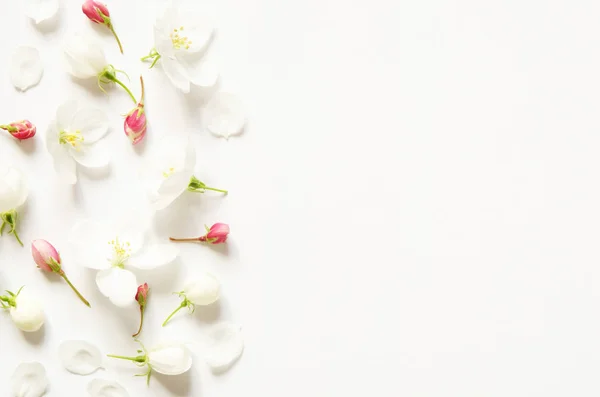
[
  {"x1": 133, "y1": 283, "x2": 149, "y2": 337},
  {"x1": 31, "y1": 239, "x2": 91, "y2": 308},
  {"x1": 82, "y1": 0, "x2": 124, "y2": 54},
  {"x1": 0, "y1": 120, "x2": 36, "y2": 140},
  {"x1": 169, "y1": 223, "x2": 230, "y2": 244},
  {"x1": 124, "y1": 76, "x2": 147, "y2": 145}
]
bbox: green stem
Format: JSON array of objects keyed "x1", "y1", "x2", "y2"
[
  {"x1": 107, "y1": 354, "x2": 144, "y2": 362},
  {"x1": 11, "y1": 228, "x2": 23, "y2": 246},
  {"x1": 204, "y1": 186, "x2": 228, "y2": 194},
  {"x1": 113, "y1": 78, "x2": 137, "y2": 104},
  {"x1": 133, "y1": 307, "x2": 145, "y2": 337},
  {"x1": 169, "y1": 237, "x2": 200, "y2": 242},
  {"x1": 109, "y1": 23, "x2": 124, "y2": 54},
  {"x1": 149, "y1": 55, "x2": 161, "y2": 69},
  {"x1": 162, "y1": 302, "x2": 187, "y2": 326},
  {"x1": 60, "y1": 272, "x2": 91, "y2": 307}
]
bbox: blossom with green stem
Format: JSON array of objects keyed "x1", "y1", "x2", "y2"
[
  {"x1": 82, "y1": 0, "x2": 124, "y2": 54},
  {"x1": 0, "y1": 165, "x2": 28, "y2": 246},
  {"x1": 163, "y1": 274, "x2": 220, "y2": 326}
]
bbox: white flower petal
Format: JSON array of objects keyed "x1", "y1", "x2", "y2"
[
  {"x1": 162, "y1": 57, "x2": 190, "y2": 93},
  {"x1": 46, "y1": 125, "x2": 77, "y2": 185},
  {"x1": 64, "y1": 34, "x2": 107, "y2": 79},
  {"x1": 0, "y1": 165, "x2": 28, "y2": 213},
  {"x1": 203, "y1": 323, "x2": 244, "y2": 372},
  {"x1": 11, "y1": 47, "x2": 43, "y2": 92},
  {"x1": 184, "y1": 273, "x2": 220, "y2": 306},
  {"x1": 96, "y1": 268, "x2": 138, "y2": 307},
  {"x1": 188, "y1": 59, "x2": 219, "y2": 88},
  {"x1": 148, "y1": 343, "x2": 192, "y2": 376},
  {"x1": 68, "y1": 220, "x2": 113, "y2": 270},
  {"x1": 204, "y1": 92, "x2": 246, "y2": 139},
  {"x1": 24, "y1": 0, "x2": 59, "y2": 24},
  {"x1": 87, "y1": 379, "x2": 130, "y2": 397},
  {"x1": 10, "y1": 292, "x2": 44, "y2": 333},
  {"x1": 128, "y1": 244, "x2": 178, "y2": 270},
  {"x1": 11, "y1": 362, "x2": 48, "y2": 397},
  {"x1": 70, "y1": 107, "x2": 109, "y2": 144},
  {"x1": 69, "y1": 139, "x2": 111, "y2": 168},
  {"x1": 56, "y1": 100, "x2": 79, "y2": 131},
  {"x1": 59, "y1": 340, "x2": 103, "y2": 375},
  {"x1": 153, "y1": 26, "x2": 174, "y2": 58}
]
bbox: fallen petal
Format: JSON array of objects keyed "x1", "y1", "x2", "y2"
[
  {"x1": 59, "y1": 340, "x2": 103, "y2": 375},
  {"x1": 24, "y1": 0, "x2": 59, "y2": 24},
  {"x1": 10, "y1": 47, "x2": 43, "y2": 92},
  {"x1": 87, "y1": 379, "x2": 130, "y2": 397},
  {"x1": 203, "y1": 323, "x2": 244, "y2": 372},
  {"x1": 96, "y1": 268, "x2": 138, "y2": 307},
  {"x1": 11, "y1": 362, "x2": 49, "y2": 397},
  {"x1": 204, "y1": 92, "x2": 246, "y2": 139}
]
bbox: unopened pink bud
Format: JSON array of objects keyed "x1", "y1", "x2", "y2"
[
  {"x1": 31, "y1": 239, "x2": 61, "y2": 273},
  {"x1": 124, "y1": 104, "x2": 147, "y2": 145},
  {"x1": 1, "y1": 120, "x2": 36, "y2": 140},
  {"x1": 136, "y1": 283, "x2": 149, "y2": 307},
  {"x1": 200, "y1": 223, "x2": 230, "y2": 244},
  {"x1": 82, "y1": 0, "x2": 110, "y2": 24}
]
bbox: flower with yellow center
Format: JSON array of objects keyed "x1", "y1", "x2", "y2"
[
  {"x1": 47, "y1": 100, "x2": 111, "y2": 185},
  {"x1": 68, "y1": 215, "x2": 180, "y2": 307}
]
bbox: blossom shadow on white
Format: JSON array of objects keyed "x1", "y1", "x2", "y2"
[
  {"x1": 22, "y1": 324, "x2": 46, "y2": 345},
  {"x1": 154, "y1": 371, "x2": 192, "y2": 396}
]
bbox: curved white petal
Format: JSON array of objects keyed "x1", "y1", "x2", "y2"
[
  {"x1": 24, "y1": 0, "x2": 59, "y2": 24},
  {"x1": 154, "y1": 26, "x2": 174, "y2": 58},
  {"x1": 46, "y1": 126, "x2": 77, "y2": 185},
  {"x1": 204, "y1": 92, "x2": 246, "y2": 139},
  {"x1": 69, "y1": 139, "x2": 111, "y2": 168},
  {"x1": 0, "y1": 165, "x2": 28, "y2": 213},
  {"x1": 203, "y1": 323, "x2": 244, "y2": 372},
  {"x1": 128, "y1": 244, "x2": 178, "y2": 270},
  {"x1": 64, "y1": 34, "x2": 107, "y2": 79},
  {"x1": 70, "y1": 107, "x2": 109, "y2": 144},
  {"x1": 56, "y1": 100, "x2": 79, "y2": 132},
  {"x1": 10, "y1": 292, "x2": 44, "y2": 333},
  {"x1": 96, "y1": 268, "x2": 138, "y2": 307},
  {"x1": 184, "y1": 273, "x2": 220, "y2": 306},
  {"x1": 152, "y1": 171, "x2": 190, "y2": 210},
  {"x1": 68, "y1": 220, "x2": 113, "y2": 270},
  {"x1": 87, "y1": 379, "x2": 130, "y2": 397},
  {"x1": 148, "y1": 343, "x2": 192, "y2": 376},
  {"x1": 188, "y1": 59, "x2": 219, "y2": 88},
  {"x1": 11, "y1": 47, "x2": 43, "y2": 92},
  {"x1": 59, "y1": 340, "x2": 102, "y2": 375},
  {"x1": 162, "y1": 57, "x2": 190, "y2": 93},
  {"x1": 11, "y1": 362, "x2": 48, "y2": 397}
]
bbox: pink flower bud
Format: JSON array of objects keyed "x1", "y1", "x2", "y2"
[
  {"x1": 124, "y1": 105, "x2": 147, "y2": 145},
  {"x1": 82, "y1": 0, "x2": 110, "y2": 24},
  {"x1": 31, "y1": 239, "x2": 61, "y2": 273},
  {"x1": 200, "y1": 223, "x2": 230, "y2": 244},
  {"x1": 1, "y1": 120, "x2": 36, "y2": 140},
  {"x1": 136, "y1": 283, "x2": 149, "y2": 307}
]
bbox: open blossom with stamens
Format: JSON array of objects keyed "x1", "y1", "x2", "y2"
[
  {"x1": 0, "y1": 120, "x2": 36, "y2": 140},
  {"x1": 82, "y1": 0, "x2": 124, "y2": 54},
  {"x1": 46, "y1": 100, "x2": 110, "y2": 185},
  {"x1": 141, "y1": 0, "x2": 219, "y2": 92},
  {"x1": 64, "y1": 33, "x2": 137, "y2": 103},
  {"x1": 68, "y1": 215, "x2": 178, "y2": 307}
]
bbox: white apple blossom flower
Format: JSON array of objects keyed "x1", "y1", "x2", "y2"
[
  {"x1": 68, "y1": 215, "x2": 178, "y2": 307},
  {"x1": 59, "y1": 340, "x2": 103, "y2": 375},
  {"x1": 0, "y1": 287, "x2": 44, "y2": 333},
  {"x1": 108, "y1": 340, "x2": 192, "y2": 385},
  {"x1": 46, "y1": 100, "x2": 110, "y2": 185},
  {"x1": 87, "y1": 379, "x2": 130, "y2": 397},
  {"x1": 11, "y1": 362, "x2": 49, "y2": 397},
  {"x1": 162, "y1": 273, "x2": 220, "y2": 326},
  {"x1": 0, "y1": 164, "x2": 28, "y2": 246},
  {"x1": 144, "y1": 135, "x2": 227, "y2": 211},
  {"x1": 64, "y1": 33, "x2": 137, "y2": 102},
  {"x1": 141, "y1": 0, "x2": 219, "y2": 93},
  {"x1": 24, "y1": 0, "x2": 59, "y2": 24},
  {"x1": 11, "y1": 47, "x2": 43, "y2": 92}
]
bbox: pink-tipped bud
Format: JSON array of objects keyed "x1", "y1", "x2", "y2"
[
  {"x1": 199, "y1": 223, "x2": 230, "y2": 244},
  {"x1": 124, "y1": 104, "x2": 147, "y2": 145},
  {"x1": 136, "y1": 283, "x2": 149, "y2": 307},
  {"x1": 31, "y1": 239, "x2": 61, "y2": 273},
  {"x1": 1, "y1": 120, "x2": 36, "y2": 140},
  {"x1": 82, "y1": 0, "x2": 110, "y2": 24}
]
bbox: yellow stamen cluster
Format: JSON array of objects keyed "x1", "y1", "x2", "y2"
[
  {"x1": 163, "y1": 167, "x2": 176, "y2": 178},
  {"x1": 170, "y1": 26, "x2": 192, "y2": 50},
  {"x1": 108, "y1": 237, "x2": 131, "y2": 267},
  {"x1": 59, "y1": 130, "x2": 84, "y2": 150}
]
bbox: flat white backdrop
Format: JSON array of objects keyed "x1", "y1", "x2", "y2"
[{"x1": 2, "y1": 0, "x2": 600, "y2": 396}]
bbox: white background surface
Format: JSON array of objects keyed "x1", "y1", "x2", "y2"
[{"x1": 1, "y1": 0, "x2": 600, "y2": 396}]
